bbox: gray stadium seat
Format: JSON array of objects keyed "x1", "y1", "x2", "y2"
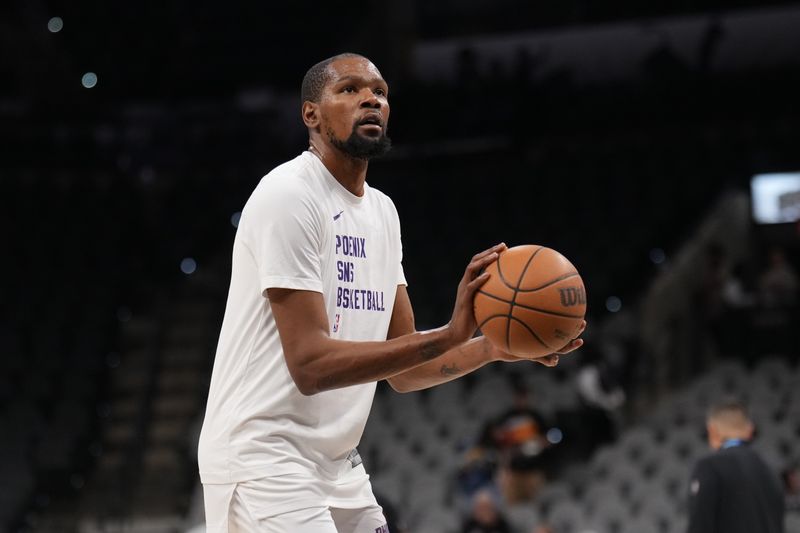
[
  {"x1": 414, "y1": 507, "x2": 460, "y2": 533},
  {"x1": 668, "y1": 514, "x2": 689, "y2": 533},
  {"x1": 753, "y1": 356, "x2": 792, "y2": 388},
  {"x1": 468, "y1": 374, "x2": 514, "y2": 416},
  {"x1": 583, "y1": 495, "x2": 630, "y2": 533},
  {"x1": 656, "y1": 456, "x2": 692, "y2": 504},
  {"x1": 606, "y1": 461, "x2": 643, "y2": 500},
  {"x1": 581, "y1": 482, "x2": 615, "y2": 512},
  {"x1": 620, "y1": 516, "x2": 660, "y2": 533},
  {"x1": 636, "y1": 489, "x2": 679, "y2": 532},
  {"x1": 535, "y1": 480, "x2": 573, "y2": 512},
  {"x1": 785, "y1": 512, "x2": 800, "y2": 533},
  {"x1": 589, "y1": 445, "x2": 628, "y2": 481},
  {"x1": 506, "y1": 502, "x2": 543, "y2": 533},
  {"x1": 548, "y1": 500, "x2": 587, "y2": 533},
  {"x1": 667, "y1": 427, "x2": 705, "y2": 463},
  {"x1": 618, "y1": 427, "x2": 659, "y2": 463}
]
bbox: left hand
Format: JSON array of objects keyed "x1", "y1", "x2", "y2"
[{"x1": 491, "y1": 320, "x2": 586, "y2": 367}]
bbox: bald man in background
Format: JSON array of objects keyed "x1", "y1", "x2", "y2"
[{"x1": 687, "y1": 400, "x2": 785, "y2": 533}]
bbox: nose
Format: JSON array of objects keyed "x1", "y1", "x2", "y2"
[{"x1": 360, "y1": 89, "x2": 381, "y2": 109}]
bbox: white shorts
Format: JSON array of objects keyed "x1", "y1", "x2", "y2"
[{"x1": 203, "y1": 465, "x2": 388, "y2": 533}]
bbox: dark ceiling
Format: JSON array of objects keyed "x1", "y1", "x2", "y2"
[{"x1": 3, "y1": 0, "x2": 799, "y2": 104}]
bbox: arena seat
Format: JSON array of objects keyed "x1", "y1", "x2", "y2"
[{"x1": 547, "y1": 499, "x2": 587, "y2": 533}]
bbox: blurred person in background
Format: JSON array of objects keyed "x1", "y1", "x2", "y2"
[
  {"x1": 568, "y1": 345, "x2": 625, "y2": 460},
  {"x1": 687, "y1": 400, "x2": 784, "y2": 533},
  {"x1": 492, "y1": 383, "x2": 551, "y2": 505},
  {"x1": 758, "y1": 247, "x2": 799, "y2": 308},
  {"x1": 718, "y1": 262, "x2": 756, "y2": 360},
  {"x1": 198, "y1": 52, "x2": 585, "y2": 533},
  {"x1": 754, "y1": 247, "x2": 799, "y2": 355},
  {"x1": 783, "y1": 462, "x2": 800, "y2": 513},
  {"x1": 457, "y1": 427, "x2": 501, "y2": 506},
  {"x1": 692, "y1": 243, "x2": 728, "y2": 365},
  {"x1": 457, "y1": 383, "x2": 552, "y2": 513},
  {"x1": 461, "y1": 489, "x2": 513, "y2": 533}
]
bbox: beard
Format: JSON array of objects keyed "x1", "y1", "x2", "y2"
[{"x1": 328, "y1": 125, "x2": 392, "y2": 160}]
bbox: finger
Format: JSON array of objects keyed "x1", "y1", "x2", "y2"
[
  {"x1": 556, "y1": 338, "x2": 584, "y2": 354},
  {"x1": 465, "y1": 252, "x2": 499, "y2": 280},
  {"x1": 470, "y1": 243, "x2": 507, "y2": 263},
  {"x1": 466, "y1": 271, "x2": 492, "y2": 292},
  {"x1": 471, "y1": 245, "x2": 506, "y2": 272},
  {"x1": 535, "y1": 354, "x2": 559, "y2": 367}
]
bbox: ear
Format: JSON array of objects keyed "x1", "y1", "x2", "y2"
[
  {"x1": 302, "y1": 101, "x2": 320, "y2": 129},
  {"x1": 706, "y1": 421, "x2": 719, "y2": 448}
]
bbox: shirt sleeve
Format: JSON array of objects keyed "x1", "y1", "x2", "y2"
[
  {"x1": 240, "y1": 176, "x2": 324, "y2": 295},
  {"x1": 389, "y1": 196, "x2": 407, "y2": 287},
  {"x1": 687, "y1": 458, "x2": 718, "y2": 533},
  {"x1": 397, "y1": 254, "x2": 407, "y2": 287}
]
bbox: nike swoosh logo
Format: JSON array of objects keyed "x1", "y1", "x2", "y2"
[{"x1": 333, "y1": 211, "x2": 344, "y2": 221}]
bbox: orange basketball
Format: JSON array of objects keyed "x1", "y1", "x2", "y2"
[{"x1": 474, "y1": 245, "x2": 586, "y2": 357}]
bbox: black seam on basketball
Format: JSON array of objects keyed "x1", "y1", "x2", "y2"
[
  {"x1": 516, "y1": 272, "x2": 580, "y2": 292},
  {"x1": 478, "y1": 314, "x2": 513, "y2": 351},
  {"x1": 508, "y1": 315, "x2": 552, "y2": 351},
  {"x1": 476, "y1": 290, "x2": 514, "y2": 304},
  {"x1": 476, "y1": 292, "x2": 514, "y2": 351},
  {"x1": 495, "y1": 246, "x2": 542, "y2": 291},
  {"x1": 495, "y1": 255, "x2": 516, "y2": 291},
  {"x1": 512, "y1": 302, "x2": 585, "y2": 319},
  {"x1": 517, "y1": 247, "x2": 545, "y2": 287},
  {"x1": 477, "y1": 314, "x2": 508, "y2": 330},
  {"x1": 507, "y1": 247, "x2": 544, "y2": 351}
]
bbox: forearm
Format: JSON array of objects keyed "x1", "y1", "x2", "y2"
[
  {"x1": 387, "y1": 336, "x2": 497, "y2": 393},
  {"x1": 271, "y1": 245, "x2": 507, "y2": 396},
  {"x1": 286, "y1": 325, "x2": 462, "y2": 395}
]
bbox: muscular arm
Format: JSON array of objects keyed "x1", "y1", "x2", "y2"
[
  {"x1": 267, "y1": 244, "x2": 504, "y2": 395},
  {"x1": 385, "y1": 285, "x2": 584, "y2": 393},
  {"x1": 385, "y1": 285, "x2": 496, "y2": 392}
]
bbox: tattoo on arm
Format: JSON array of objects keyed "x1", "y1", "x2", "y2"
[
  {"x1": 419, "y1": 340, "x2": 444, "y2": 361},
  {"x1": 440, "y1": 363, "x2": 461, "y2": 376},
  {"x1": 316, "y1": 374, "x2": 337, "y2": 393}
]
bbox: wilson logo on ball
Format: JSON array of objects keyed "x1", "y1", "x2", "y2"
[{"x1": 558, "y1": 287, "x2": 586, "y2": 307}]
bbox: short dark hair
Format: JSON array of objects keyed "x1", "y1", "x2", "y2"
[
  {"x1": 707, "y1": 399, "x2": 751, "y2": 426},
  {"x1": 301, "y1": 53, "x2": 367, "y2": 104}
]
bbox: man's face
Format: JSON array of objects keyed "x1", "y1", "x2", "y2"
[{"x1": 317, "y1": 57, "x2": 391, "y2": 159}]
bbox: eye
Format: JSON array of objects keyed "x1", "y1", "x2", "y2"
[
  {"x1": 374, "y1": 88, "x2": 387, "y2": 97},
  {"x1": 342, "y1": 86, "x2": 356, "y2": 93}
]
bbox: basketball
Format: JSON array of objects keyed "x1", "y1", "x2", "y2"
[{"x1": 474, "y1": 245, "x2": 587, "y2": 357}]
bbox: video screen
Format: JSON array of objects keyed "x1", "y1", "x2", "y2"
[{"x1": 750, "y1": 172, "x2": 800, "y2": 224}]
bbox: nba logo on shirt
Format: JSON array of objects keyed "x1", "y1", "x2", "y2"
[{"x1": 332, "y1": 313, "x2": 341, "y2": 333}]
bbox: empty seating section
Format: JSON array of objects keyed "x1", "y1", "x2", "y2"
[{"x1": 357, "y1": 355, "x2": 799, "y2": 533}]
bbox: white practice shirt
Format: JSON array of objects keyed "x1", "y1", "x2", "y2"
[{"x1": 198, "y1": 152, "x2": 405, "y2": 498}]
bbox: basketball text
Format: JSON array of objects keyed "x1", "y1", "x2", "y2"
[
  {"x1": 558, "y1": 286, "x2": 586, "y2": 307},
  {"x1": 333, "y1": 234, "x2": 386, "y2": 323},
  {"x1": 335, "y1": 234, "x2": 367, "y2": 258}
]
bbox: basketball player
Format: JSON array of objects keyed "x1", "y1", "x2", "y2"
[
  {"x1": 687, "y1": 400, "x2": 785, "y2": 533},
  {"x1": 198, "y1": 53, "x2": 585, "y2": 533}
]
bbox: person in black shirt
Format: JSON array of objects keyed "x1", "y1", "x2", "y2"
[{"x1": 687, "y1": 400, "x2": 785, "y2": 533}]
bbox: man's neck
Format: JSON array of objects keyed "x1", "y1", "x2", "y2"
[
  {"x1": 712, "y1": 431, "x2": 750, "y2": 450},
  {"x1": 309, "y1": 141, "x2": 368, "y2": 197}
]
